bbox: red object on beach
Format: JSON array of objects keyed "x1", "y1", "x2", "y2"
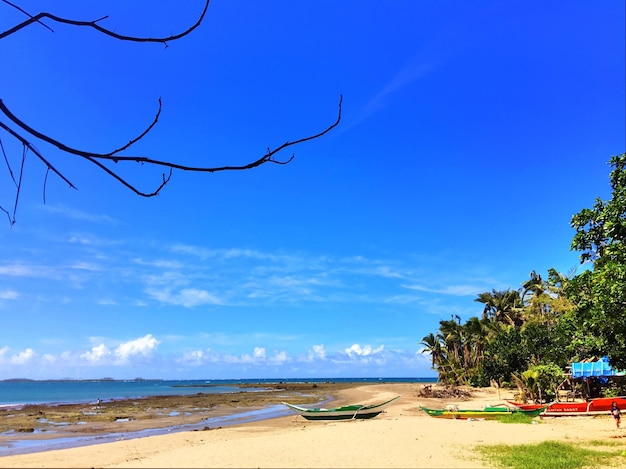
[{"x1": 540, "y1": 396, "x2": 626, "y2": 417}]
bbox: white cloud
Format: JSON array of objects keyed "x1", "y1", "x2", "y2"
[
  {"x1": 133, "y1": 258, "x2": 184, "y2": 269},
  {"x1": 114, "y1": 334, "x2": 160, "y2": 363},
  {"x1": 0, "y1": 263, "x2": 49, "y2": 278},
  {"x1": 308, "y1": 344, "x2": 327, "y2": 361},
  {"x1": 42, "y1": 354, "x2": 56, "y2": 364},
  {"x1": 253, "y1": 347, "x2": 266, "y2": 359},
  {"x1": 0, "y1": 289, "x2": 18, "y2": 300},
  {"x1": 146, "y1": 287, "x2": 223, "y2": 307},
  {"x1": 271, "y1": 350, "x2": 288, "y2": 364},
  {"x1": 179, "y1": 349, "x2": 209, "y2": 365},
  {"x1": 344, "y1": 344, "x2": 385, "y2": 358},
  {"x1": 97, "y1": 298, "x2": 118, "y2": 305},
  {"x1": 11, "y1": 348, "x2": 35, "y2": 365},
  {"x1": 81, "y1": 343, "x2": 112, "y2": 363},
  {"x1": 402, "y1": 283, "x2": 482, "y2": 296},
  {"x1": 69, "y1": 262, "x2": 101, "y2": 271},
  {"x1": 43, "y1": 204, "x2": 116, "y2": 224}
]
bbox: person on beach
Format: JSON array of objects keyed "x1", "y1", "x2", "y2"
[{"x1": 611, "y1": 401, "x2": 621, "y2": 428}]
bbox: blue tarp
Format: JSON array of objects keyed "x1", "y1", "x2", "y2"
[{"x1": 571, "y1": 357, "x2": 625, "y2": 378}]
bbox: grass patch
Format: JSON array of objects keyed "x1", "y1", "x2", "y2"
[
  {"x1": 495, "y1": 413, "x2": 537, "y2": 424},
  {"x1": 476, "y1": 440, "x2": 624, "y2": 469},
  {"x1": 587, "y1": 438, "x2": 624, "y2": 447}
]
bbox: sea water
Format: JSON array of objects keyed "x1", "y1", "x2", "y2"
[
  {"x1": 0, "y1": 377, "x2": 436, "y2": 456},
  {"x1": 0, "y1": 377, "x2": 436, "y2": 407},
  {"x1": 0, "y1": 379, "x2": 243, "y2": 407}
]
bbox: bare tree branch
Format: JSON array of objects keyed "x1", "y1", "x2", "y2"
[
  {"x1": 0, "y1": 121, "x2": 77, "y2": 190},
  {"x1": 0, "y1": 95, "x2": 342, "y2": 197},
  {"x1": 0, "y1": 98, "x2": 161, "y2": 159},
  {"x1": 0, "y1": 95, "x2": 342, "y2": 172},
  {"x1": 0, "y1": 0, "x2": 211, "y2": 43},
  {"x1": 0, "y1": 0, "x2": 342, "y2": 223}
]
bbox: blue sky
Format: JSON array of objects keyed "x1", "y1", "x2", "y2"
[{"x1": 0, "y1": 1, "x2": 624, "y2": 380}]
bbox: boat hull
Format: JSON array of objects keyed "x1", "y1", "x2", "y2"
[
  {"x1": 420, "y1": 406, "x2": 544, "y2": 420},
  {"x1": 541, "y1": 396, "x2": 626, "y2": 417}
]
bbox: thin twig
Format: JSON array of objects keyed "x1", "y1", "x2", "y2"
[
  {"x1": 1, "y1": 0, "x2": 54, "y2": 33},
  {"x1": 0, "y1": 121, "x2": 77, "y2": 190},
  {"x1": 12, "y1": 143, "x2": 26, "y2": 225},
  {"x1": 43, "y1": 166, "x2": 49, "y2": 204},
  {"x1": 0, "y1": 134, "x2": 18, "y2": 187}
]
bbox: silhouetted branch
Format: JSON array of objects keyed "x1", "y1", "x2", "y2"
[
  {"x1": 0, "y1": 0, "x2": 211, "y2": 43},
  {"x1": 0, "y1": 98, "x2": 162, "y2": 159},
  {"x1": 0, "y1": 0, "x2": 342, "y2": 224},
  {"x1": 0, "y1": 133, "x2": 18, "y2": 187},
  {"x1": 1, "y1": 0, "x2": 54, "y2": 33},
  {"x1": 0, "y1": 95, "x2": 342, "y2": 197},
  {"x1": 0, "y1": 121, "x2": 77, "y2": 190}
]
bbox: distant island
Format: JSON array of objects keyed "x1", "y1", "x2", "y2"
[{"x1": 0, "y1": 377, "x2": 163, "y2": 383}]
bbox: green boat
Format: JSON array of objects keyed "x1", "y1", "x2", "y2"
[
  {"x1": 283, "y1": 396, "x2": 400, "y2": 421},
  {"x1": 420, "y1": 405, "x2": 546, "y2": 420}
]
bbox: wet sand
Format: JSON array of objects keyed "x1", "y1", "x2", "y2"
[{"x1": 1, "y1": 383, "x2": 626, "y2": 468}]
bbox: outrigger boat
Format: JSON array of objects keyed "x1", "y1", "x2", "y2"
[
  {"x1": 282, "y1": 396, "x2": 399, "y2": 421},
  {"x1": 539, "y1": 396, "x2": 626, "y2": 417},
  {"x1": 420, "y1": 405, "x2": 546, "y2": 420}
]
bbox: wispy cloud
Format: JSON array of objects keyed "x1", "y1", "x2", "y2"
[
  {"x1": 0, "y1": 263, "x2": 62, "y2": 279},
  {"x1": 0, "y1": 289, "x2": 19, "y2": 300},
  {"x1": 145, "y1": 287, "x2": 224, "y2": 307},
  {"x1": 43, "y1": 205, "x2": 117, "y2": 224},
  {"x1": 402, "y1": 283, "x2": 483, "y2": 296}
]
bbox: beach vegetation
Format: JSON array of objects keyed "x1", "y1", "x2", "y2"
[
  {"x1": 494, "y1": 412, "x2": 537, "y2": 424},
  {"x1": 421, "y1": 153, "x2": 626, "y2": 394},
  {"x1": 476, "y1": 440, "x2": 623, "y2": 469},
  {"x1": 586, "y1": 439, "x2": 624, "y2": 447}
]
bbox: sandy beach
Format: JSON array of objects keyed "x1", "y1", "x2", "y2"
[{"x1": 1, "y1": 382, "x2": 625, "y2": 468}]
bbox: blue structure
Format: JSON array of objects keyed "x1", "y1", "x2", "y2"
[{"x1": 570, "y1": 356, "x2": 625, "y2": 379}]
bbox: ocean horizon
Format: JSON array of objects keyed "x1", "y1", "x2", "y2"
[{"x1": 0, "y1": 377, "x2": 437, "y2": 407}]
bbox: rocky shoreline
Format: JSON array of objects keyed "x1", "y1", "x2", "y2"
[{"x1": 0, "y1": 382, "x2": 358, "y2": 452}]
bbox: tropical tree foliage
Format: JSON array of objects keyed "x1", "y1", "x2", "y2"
[
  {"x1": 420, "y1": 153, "x2": 626, "y2": 388},
  {"x1": 569, "y1": 153, "x2": 626, "y2": 370}
]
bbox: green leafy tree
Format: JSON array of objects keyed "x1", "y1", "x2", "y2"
[
  {"x1": 570, "y1": 153, "x2": 626, "y2": 369},
  {"x1": 477, "y1": 326, "x2": 526, "y2": 386},
  {"x1": 511, "y1": 363, "x2": 564, "y2": 402}
]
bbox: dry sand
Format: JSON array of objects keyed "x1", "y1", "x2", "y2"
[{"x1": 1, "y1": 383, "x2": 625, "y2": 468}]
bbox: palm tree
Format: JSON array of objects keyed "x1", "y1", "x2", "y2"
[
  {"x1": 463, "y1": 316, "x2": 489, "y2": 367},
  {"x1": 522, "y1": 269, "x2": 575, "y2": 324},
  {"x1": 419, "y1": 332, "x2": 445, "y2": 369},
  {"x1": 521, "y1": 270, "x2": 545, "y2": 304},
  {"x1": 475, "y1": 289, "x2": 524, "y2": 326},
  {"x1": 439, "y1": 316, "x2": 463, "y2": 365},
  {"x1": 521, "y1": 270, "x2": 549, "y2": 321}
]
